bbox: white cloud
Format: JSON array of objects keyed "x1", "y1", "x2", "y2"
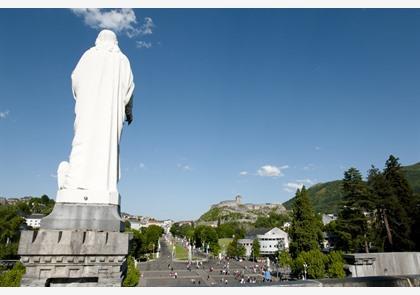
[
  {"x1": 177, "y1": 164, "x2": 192, "y2": 171},
  {"x1": 71, "y1": 9, "x2": 154, "y2": 38},
  {"x1": 50, "y1": 174, "x2": 57, "y2": 178},
  {"x1": 139, "y1": 162, "x2": 145, "y2": 169},
  {"x1": 315, "y1": 146, "x2": 321, "y2": 151},
  {"x1": 283, "y1": 182, "x2": 304, "y2": 193},
  {"x1": 136, "y1": 41, "x2": 152, "y2": 49},
  {"x1": 303, "y1": 163, "x2": 315, "y2": 171},
  {"x1": 296, "y1": 178, "x2": 314, "y2": 185},
  {"x1": 139, "y1": 17, "x2": 154, "y2": 35},
  {"x1": 239, "y1": 171, "x2": 248, "y2": 176},
  {"x1": 257, "y1": 165, "x2": 288, "y2": 177},
  {"x1": 0, "y1": 110, "x2": 10, "y2": 119}
]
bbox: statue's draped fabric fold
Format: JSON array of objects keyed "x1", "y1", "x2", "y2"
[{"x1": 61, "y1": 30, "x2": 134, "y2": 194}]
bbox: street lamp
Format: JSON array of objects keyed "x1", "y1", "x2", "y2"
[{"x1": 303, "y1": 262, "x2": 308, "y2": 280}]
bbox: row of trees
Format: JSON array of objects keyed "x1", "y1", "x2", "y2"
[
  {"x1": 254, "y1": 212, "x2": 290, "y2": 229},
  {"x1": 280, "y1": 155, "x2": 420, "y2": 279},
  {"x1": 170, "y1": 221, "x2": 248, "y2": 255},
  {"x1": 127, "y1": 225, "x2": 164, "y2": 261},
  {"x1": 328, "y1": 155, "x2": 420, "y2": 253}
]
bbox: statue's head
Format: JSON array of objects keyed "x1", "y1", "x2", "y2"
[{"x1": 95, "y1": 29, "x2": 120, "y2": 52}]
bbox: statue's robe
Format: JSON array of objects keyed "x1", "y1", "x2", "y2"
[{"x1": 61, "y1": 35, "x2": 134, "y2": 195}]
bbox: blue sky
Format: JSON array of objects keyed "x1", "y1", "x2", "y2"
[{"x1": 1, "y1": 9, "x2": 420, "y2": 221}]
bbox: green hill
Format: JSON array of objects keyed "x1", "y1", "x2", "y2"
[
  {"x1": 401, "y1": 162, "x2": 420, "y2": 193},
  {"x1": 283, "y1": 162, "x2": 420, "y2": 214}
]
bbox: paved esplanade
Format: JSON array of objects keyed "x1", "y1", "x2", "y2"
[{"x1": 138, "y1": 238, "x2": 277, "y2": 287}]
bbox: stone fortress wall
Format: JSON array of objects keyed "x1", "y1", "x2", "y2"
[{"x1": 211, "y1": 195, "x2": 286, "y2": 212}]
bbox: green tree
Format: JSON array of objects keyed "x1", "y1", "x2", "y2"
[
  {"x1": 288, "y1": 187, "x2": 322, "y2": 258},
  {"x1": 251, "y1": 239, "x2": 260, "y2": 261},
  {"x1": 226, "y1": 237, "x2": 246, "y2": 258},
  {"x1": 278, "y1": 250, "x2": 292, "y2": 268},
  {"x1": 194, "y1": 225, "x2": 218, "y2": 248},
  {"x1": 210, "y1": 242, "x2": 221, "y2": 256},
  {"x1": 122, "y1": 256, "x2": 139, "y2": 287},
  {"x1": 383, "y1": 155, "x2": 415, "y2": 250},
  {"x1": 142, "y1": 225, "x2": 164, "y2": 255},
  {"x1": 368, "y1": 157, "x2": 414, "y2": 252},
  {"x1": 325, "y1": 251, "x2": 345, "y2": 278},
  {"x1": 0, "y1": 262, "x2": 25, "y2": 287},
  {"x1": 334, "y1": 168, "x2": 372, "y2": 253},
  {"x1": 127, "y1": 229, "x2": 145, "y2": 259},
  {"x1": 0, "y1": 205, "x2": 25, "y2": 259},
  {"x1": 412, "y1": 193, "x2": 420, "y2": 250},
  {"x1": 293, "y1": 249, "x2": 327, "y2": 279},
  {"x1": 255, "y1": 211, "x2": 290, "y2": 229}
]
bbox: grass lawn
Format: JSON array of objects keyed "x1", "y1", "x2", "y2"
[
  {"x1": 175, "y1": 243, "x2": 189, "y2": 260},
  {"x1": 218, "y1": 238, "x2": 233, "y2": 254}
]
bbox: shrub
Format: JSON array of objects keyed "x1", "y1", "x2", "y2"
[
  {"x1": 0, "y1": 261, "x2": 25, "y2": 287},
  {"x1": 326, "y1": 251, "x2": 345, "y2": 278},
  {"x1": 122, "y1": 256, "x2": 139, "y2": 287}
]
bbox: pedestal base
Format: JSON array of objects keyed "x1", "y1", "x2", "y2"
[
  {"x1": 41, "y1": 203, "x2": 124, "y2": 232},
  {"x1": 18, "y1": 230, "x2": 131, "y2": 287}
]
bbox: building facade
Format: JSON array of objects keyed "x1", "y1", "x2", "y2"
[{"x1": 239, "y1": 227, "x2": 289, "y2": 257}]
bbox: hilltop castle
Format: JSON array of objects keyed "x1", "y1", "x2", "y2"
[{"x1": 211, "y1": 195, "x2": 286, "y2": 212}]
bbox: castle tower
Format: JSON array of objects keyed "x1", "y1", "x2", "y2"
[{"x1": 235, "y1": 195, "x2": 242, "y2": 205}]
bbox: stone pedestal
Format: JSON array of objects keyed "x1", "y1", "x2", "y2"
[
  {"x1": 41, "y1": 203, "x2": 124, "y2": 232},
  {"x1": 18, "y1": 230, "x2": 131, "y2": 286}
]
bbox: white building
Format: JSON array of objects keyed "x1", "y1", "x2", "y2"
[
  {"x1": 25, "y1": 214, "x2": 45, "y2": 228},
  {"x1": 238, "y1": 238, "x2": 254, "y2": 257},
  {"x1": 322, "y1": 214, "x2": 337, "y2": 226},
  {"x1": 129, "y1": 219, "x2": 141, "y2": 230},
  {"x1": 258, "y1": 227, "x2": 289, "y2": 255},
  {"x1": 239, "y1": 227, "x2": 289, "y2": 257}
]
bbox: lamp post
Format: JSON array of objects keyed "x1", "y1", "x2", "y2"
[{"x1": 303, "y1": 262, "x2": 307, "y2": 280}]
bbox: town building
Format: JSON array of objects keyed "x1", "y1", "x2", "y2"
[
  {"x1": 322, "y1": 213, "x2": 337, "y2": 226},
  {"x1": 6, "y1": 197, "x2": 20, "y2": 205},
  {"x1": 239, "y1": 227, "x2": 289, "y2": 257},
  {"x1": 258, "y1": 227, "x2": 289, "y2": 255}
]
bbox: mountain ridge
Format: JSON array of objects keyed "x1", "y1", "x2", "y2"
[{"x1": 282, "y1": 162, "x2": 420, "y2": 213}]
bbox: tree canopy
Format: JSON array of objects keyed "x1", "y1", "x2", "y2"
[{"x1": 288, "y1": 186, "x2": 322, "y2": 258}]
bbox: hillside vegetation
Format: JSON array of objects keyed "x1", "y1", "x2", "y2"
[{"x1": 283, "y1": 162, "x2": 420, "y2": 214}]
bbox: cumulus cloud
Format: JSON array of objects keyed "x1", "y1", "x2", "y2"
[
  {"x1": 257, "y1": 165, "x2": 288, "y2": 177},
  {"x1": 283, "y1": 179, "x2": 314, "y2": 193},
  {"x1": 71, "y1": 9, "x2": 154, "y2": 39},
  {"x1": 0, "y1": 110, "x2": 9, "y2": 119},
  {"x1": 239, "y1": 171, "x2": 248, "y2": 176},
  {"x1": 136, "y1": 41, "x2": 152, "y2": 49}
]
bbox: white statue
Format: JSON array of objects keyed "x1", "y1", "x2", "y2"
[{"x1": 57, "y1": 29, "x2": 134, "y2": 205}]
